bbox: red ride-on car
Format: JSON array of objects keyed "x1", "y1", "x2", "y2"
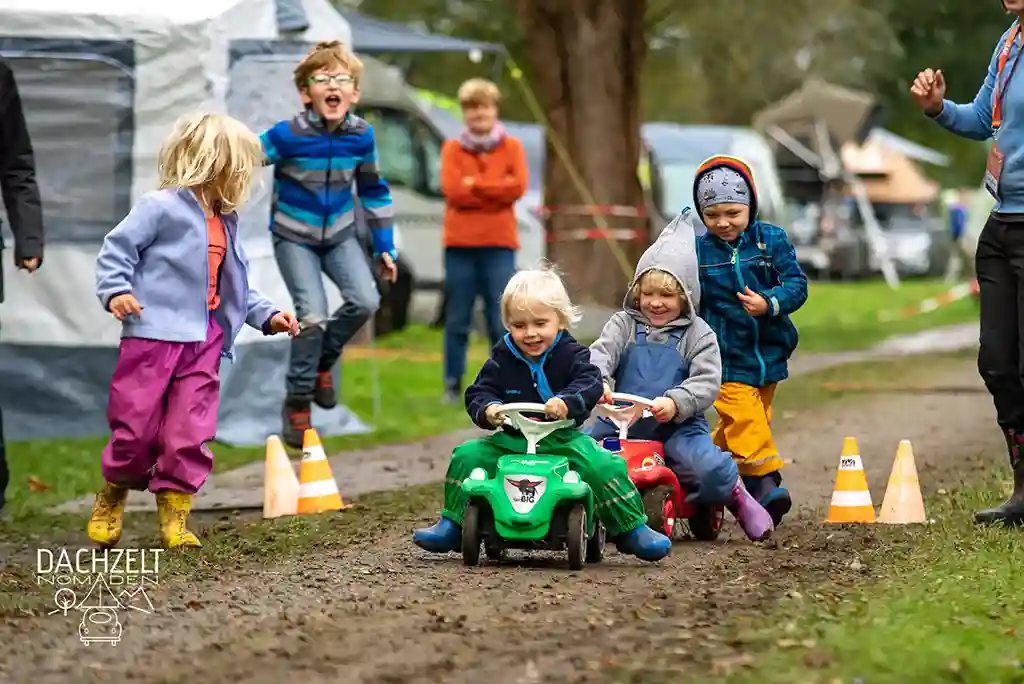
[{"x1": 593, "y1": 393, "x2": 724, "y2": 541}]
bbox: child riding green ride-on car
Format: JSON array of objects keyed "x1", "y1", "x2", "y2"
[{"x1": 413, "y1": 267, "x2": 672, "y2": 563}]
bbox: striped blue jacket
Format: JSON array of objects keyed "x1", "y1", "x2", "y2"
[{"x1": 260, "y1": 110, "x2": 396, "y2": 257}]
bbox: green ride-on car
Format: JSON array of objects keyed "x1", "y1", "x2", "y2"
[{"x1": 460, "y1": 403, "x2": 606, "y2": 570}]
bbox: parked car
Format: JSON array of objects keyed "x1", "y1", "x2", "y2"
[{"x1": 860, "y1": 201, "x2": 953, "y2": 279}]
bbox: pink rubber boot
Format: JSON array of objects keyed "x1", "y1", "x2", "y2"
[{"x1": 726, "y1": 477, "x2": 774, "y2": 541}]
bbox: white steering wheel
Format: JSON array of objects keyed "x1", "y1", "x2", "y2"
[
  {"x1": 593, "y1": 392, "x2": 656, "y2": 440},
  {"x1": 497, "y1": 403, "x2": 575, "y2": 454}
]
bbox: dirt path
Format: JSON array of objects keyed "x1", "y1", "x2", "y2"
[{"x1": 1, "y1": 352, "x2": 1008, "y2": 684}]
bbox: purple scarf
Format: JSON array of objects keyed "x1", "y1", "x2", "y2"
[{"x1": 459, "y1": 121, "x2": 507, "y2": 153}]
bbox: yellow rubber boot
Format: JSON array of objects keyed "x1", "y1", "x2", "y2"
[
  {"x1": 155, "y1": 491, "x2": 202, "y2": 549},
  {"x1": 87, "y1": 482, "x2": 129, "y2": 547}
]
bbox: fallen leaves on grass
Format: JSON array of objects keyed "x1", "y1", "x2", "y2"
[{"x1": 26, "y1": 476, "x2": 50, "y2": 493}]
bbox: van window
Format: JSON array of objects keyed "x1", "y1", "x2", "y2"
[
  {"x1": 418, "y1": 122, "x2": 443, "y2": 196},
  {"x1": 359, "y1": 106, "x2": 444, "y2": 198},
  {"x1": 360, "y1": 108, "x2": 419, "y2": 188}
]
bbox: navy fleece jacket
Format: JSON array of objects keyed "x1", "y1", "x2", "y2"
[{"x1": 465, "y1": 330, "x2": 604, "y2": 430}]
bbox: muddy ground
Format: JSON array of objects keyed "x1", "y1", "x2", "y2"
[{"x1": 0, "y1": 353, "x2": 1010, "y2": 684}]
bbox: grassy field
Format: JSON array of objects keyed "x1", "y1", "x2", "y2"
[
  {"x1": 718, "y1": 479, "x2": 1024, "y2": 684},
  {"x1": 791, "y1": 277, "x2": 978, "y2": 353}
]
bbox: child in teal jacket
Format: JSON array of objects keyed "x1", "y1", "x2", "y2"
[{"x1": 692, "y1": 155, "x2": 809, "y2": 526}]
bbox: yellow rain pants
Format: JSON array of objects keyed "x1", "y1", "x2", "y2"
[{"x1": 711, "y1": 382, "x2": 785, "y2": 477}]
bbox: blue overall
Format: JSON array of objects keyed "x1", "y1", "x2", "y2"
[{"x1": 586, "y1": 322, "x2": 739, "y2": 505}]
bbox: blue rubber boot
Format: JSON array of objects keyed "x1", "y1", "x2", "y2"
[
  {"x1": 743, "y1": 473, "x2": 791, "y2": 527},
  {"x1": 762, "y1": 487, "x2": 792, "y2": 527},
  {"x1": 413, "y1": 517, "x2": 462, "y2": 553},
  {"x1": 614, "y1": 524, "x2": 671, "y2": 562}
]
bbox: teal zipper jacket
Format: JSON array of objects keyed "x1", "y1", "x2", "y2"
[{"x1": 692, "y1": 157, "x2": 808, "y2": 387}]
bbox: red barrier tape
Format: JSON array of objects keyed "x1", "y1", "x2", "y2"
[
  {"x1": 545, "y1": 228, "x2": 646, "y2": 243},
  {"x1": 537, "y1": 204, "x2": 646, "y2": 219}
]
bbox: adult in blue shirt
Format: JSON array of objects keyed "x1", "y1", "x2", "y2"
[{"x1": 912, "y1": 1, "x2": 1024, "y2": 527}]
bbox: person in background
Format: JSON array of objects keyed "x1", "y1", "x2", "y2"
[
  {"x1": 0, "y1": 59, "x2": 44, "y2": 518},
  {"x1": 949, "y1": 192, "x2": 968, "y2": 245},
  {"x1": 912, "y1": 1, "x2": 1024, "y2": 527},
  {"x1": 439, "y1": 78, "x2": 527, "y2": 403}
]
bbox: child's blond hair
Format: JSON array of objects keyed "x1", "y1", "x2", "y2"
[
  {"x1": 157, "y1": 112, "x2": 263, "y2": 214},
  {"x1": 501, "y1": 264, "x2": 581, "y2": 329},
  {"x1": 629, "y1": 269, "x2": 688, "y2": 312},
  {"x1": 294, "y1": 40, "x2": 364, "y2": 90},
  {"x1": 457, "y1": 78, "x2": 501, "y2": 108}
]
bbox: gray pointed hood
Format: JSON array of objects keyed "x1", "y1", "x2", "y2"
[{"x1": 623, "y1": 207, "x2": 701, "y2": 326}]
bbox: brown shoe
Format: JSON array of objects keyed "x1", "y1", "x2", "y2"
[
  {"x1": 314, "y1": 370, "x2": 337, "y2": 409},
  {"x1": 283, "y1": 397, "x2": 312, "y2": 449}
]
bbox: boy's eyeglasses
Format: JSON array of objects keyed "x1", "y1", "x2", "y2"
[{"x1": 309, "y1": 74, "x2": 355, "y2": 86}]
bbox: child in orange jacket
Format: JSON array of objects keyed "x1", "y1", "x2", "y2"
[{"x1": 439, "y1": 78, "x2": 528, "y2": 403}]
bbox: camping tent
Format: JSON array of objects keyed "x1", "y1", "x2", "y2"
[
  {"x1": 0, "y1": 0, "x2": 382, "y2": 446},
  {"x1": 840, "y1": 139, "x2": 941, "y2": 205}
]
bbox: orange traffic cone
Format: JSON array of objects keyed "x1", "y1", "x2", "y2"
[
  {"x1": 824, "y1": 436, "x2": 876, "y2": 524},
  {"x1": 297, "y1": 428, "x2": 347, "y2": 514},
  {"x1": 878, "y1": 440, "x2": 927, "y2": 524},
  {"x1": 263, "y1": 435, "x2": 299, "y2": 519}
]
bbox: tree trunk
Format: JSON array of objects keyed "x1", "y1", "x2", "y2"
[{"x1": 516, "y1": 0, "x2": 649, "y2": 309}]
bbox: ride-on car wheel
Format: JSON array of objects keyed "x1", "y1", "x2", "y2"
[
  {"x1": 462, "y1": 502, "x2": 483, "y2": 566},
  {"x1": 484, "y1": 542, "x2": 505, "y2": 563},
  {"x1": 566, "y1": 504, "x2": 587, "y2": 570},
  {"x1": 585, "y1": 521, "x2": 606, "y2": 563},
  {"x1": 688, "y1": 504, "x2": 724, "y2": 541},
  {"x1": 642, "y1": 485, "x2": 677, "y2": 539}
]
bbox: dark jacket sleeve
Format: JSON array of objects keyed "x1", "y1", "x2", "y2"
[
  {"x1": 556, "y1": 343, "x2": 605, "y2": 426},
  {"x1": 465, "y1": 357, "x2": 505, "y2": 430},
  {"x1": 0, "y1": 61, "x2": 43, "y2": 263}
]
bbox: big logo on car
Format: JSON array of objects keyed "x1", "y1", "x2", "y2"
[{"x1": 503, "y1": 475, "x2": 547, "y2": 513}]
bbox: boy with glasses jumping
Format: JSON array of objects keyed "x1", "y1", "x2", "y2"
[{"x1": 260, "y1": 41, "x2": 398, "y2": 448}]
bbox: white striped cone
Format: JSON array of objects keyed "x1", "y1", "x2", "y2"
[
  {"x1": 824, "y1": 437, "x2": 876, "y2": 523},
  {"x1": 297, "y1": 428, "x2": 346, "y2": 514}
]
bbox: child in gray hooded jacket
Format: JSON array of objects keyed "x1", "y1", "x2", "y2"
[{"x1": 587, "y1": 210, "x2": 773, "y2": 542}]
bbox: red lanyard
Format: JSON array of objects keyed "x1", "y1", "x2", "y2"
[{"x1": 994, "y1": 23, "x2": 1023, "y2": 128}]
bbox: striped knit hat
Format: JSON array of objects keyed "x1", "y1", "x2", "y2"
[{"x1": 692, "y1": 155, "x2": 759, "y2": 219}]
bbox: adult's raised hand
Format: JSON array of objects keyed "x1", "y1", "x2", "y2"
[{"x1": 910, "y1": 68, "x2": 946, "y2": 116}]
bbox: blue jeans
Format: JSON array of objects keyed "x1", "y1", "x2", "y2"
[
  {"x1": 273, "y1": 235, "x2": 381, "y2": 398},
  {"x1": 588, "y1": 414, "x2": 738, "y2": 506},
  {"x1": 443, "y1": 247, "x2": 516, "y2": 385}
]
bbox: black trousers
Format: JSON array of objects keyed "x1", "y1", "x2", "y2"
[{"x1": 977, "y1": 213, "x2": 1024, "y2": 432}]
